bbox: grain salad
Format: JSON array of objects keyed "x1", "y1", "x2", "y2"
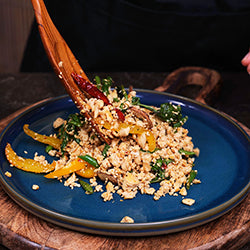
[{"x1": 5, "y1": 76, "x2": 200, "y2": 203}]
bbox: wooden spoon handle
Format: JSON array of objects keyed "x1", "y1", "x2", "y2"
[
  {"x1": 155, "y1": 66, "x2": 221, "y2": 104},
  {"x1": 31, "y1": 0, "x2": 88, "y2": 80},
  {"x1": 31, "y1": 0, "x2": 111, "y2": 144}
]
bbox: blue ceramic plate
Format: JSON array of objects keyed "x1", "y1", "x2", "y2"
[{"x1": 0, "y1": 90, "x2": 249, "y2": 236}]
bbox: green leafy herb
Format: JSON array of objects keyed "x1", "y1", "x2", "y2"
[
  {"x1": 131, "y1": 96, "x2": 140, "y2": 105},
  {"x1": 78, "y1": 155, "x2": 100, "y2": 168},
  {"x1": 57, "y1": 113, "x2": 85, "y2": 154},
  {"x1": 45, "y1": 145, "x2": 53, "y2": 153},
  {"x1": 79, "y1": 179, "x2": 94, "y2": 194},
  {"x1": 150, "y1": 157, "x2": 173, "y2": 183},
  {"x1": 132, "y1": 97, "x2": 187, "y2": 127},
  {"x1": 119, "y1": 102, "x2": 127, "y2": 113},
  {"x1": 186, "y1": 170, "x2": 197, "y2": 189},
  {"x1": 179, "y1": 148, "x2": 196, "y2": 157},
  {"x1": 102, "y1": 143, "x2": 110, "y2": 158},
  {"x1": 113, "y1": 97, "x2": 120, "y2": 102},
  {"x1": 116, "y1": 85, "x2": 128, "y2": 100},
  {"x1": 95, "y1": 76, "x2": 113, "y2": 95},
  {"x1": 95, "y1": 76, "x2": 102, "y2": 89}
]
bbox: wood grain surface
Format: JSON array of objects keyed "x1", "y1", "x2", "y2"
[{"x1": 0, "y1": 101, "x2": 249, "y2": 250}]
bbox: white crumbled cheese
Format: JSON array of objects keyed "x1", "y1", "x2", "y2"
[
  {"x1": 182, "y1": 198, "x2": 195, "y2": 206},
  {"x1": 120, "y1": 216, "x2": 134, "y2": 223},
  {"x1": 32, "y1": 184, "x2": 39, "y2": 190},
  {"x1": 5, "y1": 171, "x2": 12, "y2": 177}
]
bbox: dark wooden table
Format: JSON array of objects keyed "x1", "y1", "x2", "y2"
[{"x1": 0, "y1": 72, "x2": 249, "y2": 249}]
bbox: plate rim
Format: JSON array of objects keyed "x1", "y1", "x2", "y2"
[{"x1": 0, "y1": 90, "x2": 249, "y2": 236}]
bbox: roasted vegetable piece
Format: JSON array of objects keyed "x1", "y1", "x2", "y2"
[
  {"x1": 23, "y1": 124, "x2": 61, "y2": 150},
  {"x1": 56, "y1": 113, "x2": 85, "y2": 154},
  {"x1": 72, "y1": 72, "x2": 110, "y2": 105},
  {"x1": 76, "y1": 165, "x2": 96, "y2": 178},
  {"x1": 76, "y1": 157, "x2": 96, "y2": 178},
  {"x1": 78, "y1": 155, "x2": 100, "y2": 168},
  {"x1": 186, "y1": 170, "x2": 197, "y2": 189},
  {"x1": 131, "y1": 97, "x2": 188, "y2": 127},
  {"x1": 102, "y1": 143, "x2": 110, "y2": 158},
  {"x1": 179, "y1": 148, "x2": 196, "y2": 157},
  {"x1": 72, "y1": 73, "x2": 125, "y2": 121},
  {"x1": 44, "y1": 158, "x2": 87, "y2": 178},
  {"x1": 150, "y1": 157, "x2": 173, "y2": 183},
  {"x1": 5, "y1": 143, "x2": 55, "y2": 173},
  {"x1": 79, "y1": 179, "x2": 94, "y2": 194},
  {"x1": 104, "y1": 122, "x2": 156, "y2": 152},
  {"x1": 145, "y1": 131, "x2": 156, "y2": 152}
]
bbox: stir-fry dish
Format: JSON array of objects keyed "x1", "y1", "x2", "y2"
[{"x1": 5, "y1": 75, "x2": 200, "y2": 202}]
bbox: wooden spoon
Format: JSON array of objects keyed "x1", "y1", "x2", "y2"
[{"x1": 31, "y1": 0, "x2": 110, "y2": 144}]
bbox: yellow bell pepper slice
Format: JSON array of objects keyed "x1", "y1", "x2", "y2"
[
  {"x1": 145, "y1": 131, "x2": 156, "y2": 152},
  {"x1": 23, "y1": 124, "x2": 62, "y2": 150},
  {"x1": 118, "y1": 123, "x2": 156, "y2": 151},
  {"x1": 129, "y1": 125, "x2": 145, "y2": 135},
  {"x1": 5, "y1": 143, "x2": 55, "y2": 173},
  {"x1": 44, "y1": 157, "x2": 93, "y2": 179},
  {"x1": 99, "y1": 121, "x2": 156, "y2": 152},
  {"x1": 76, "y1": 163, "x2": 96, "y2": 178}
]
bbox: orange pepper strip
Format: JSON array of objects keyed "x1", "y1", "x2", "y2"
[
  {"x1": 23, "y1": 124, "x2": 62, "y2": 150},
  {"x1": 76, "y1": 162, "x2": 96, "y2": 178},
  {"x1": 119, "y1": 123, "x2": 156, "y2": 151},
  {"x1": 129, "y1": 125, "x2": 145, "y2": 135},
  {"x1": 102, "y1": 122, "x2": 156, "y2": 152},
  {"x1": 44, "y1": 158, "x2": 90, "y2": 179},
  {"x1": 145, "y1": 131, "x2": 156, "y2": 152},
  {"x1": 5, "y1": 143, "x2": 55, "y2": 173}
]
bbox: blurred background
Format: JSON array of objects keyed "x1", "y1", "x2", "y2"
[
  {"x1": 0, "y1": 0, "x2": 33, "y2": 73},
  {"x1": 1, "y1": 0, "x2": 250, "y2": 73}
]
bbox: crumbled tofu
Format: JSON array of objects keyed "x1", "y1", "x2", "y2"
[
  {"x1": 32, "y1": 184, "x2": 39, "y2": 190},
  {"x1": 53, "y1": 117, "x2": 65, "y2": 129},
  {"x1": 179, "y1": 187, "x2": 187, "y2": 196},
  {"x1": 106, "y1": 181, "x2": 114, "y2": 192},
  {"x1": 193, "y1": 148, "x2": 200, "y2": 157},
  {"x1": 120, "y1": 216, "x2": 134, "y2": 223},
  {"x1": 101, "y1": 191, "x2": 113, "y2": 201},
  {"x1": 5, "y1": 171, "x2": 12, "y2": 177},
  {"x1": 182, "y1": 198, "x2": 195, "y2": 206},
  {"x1": 193, "y1": 179, "x2": 201, "y2": 184},
  {"x1": 48, "y1": 149, "x2": 57, "y2": 157}
]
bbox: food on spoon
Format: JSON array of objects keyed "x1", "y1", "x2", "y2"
[{"x1": 4, "y1": 76, "x2": 200, "y2": 202}]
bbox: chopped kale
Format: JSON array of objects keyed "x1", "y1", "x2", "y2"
[
  {"x1": 186, "y1": 170, "x2": 197, "y2": 189},
  {"x1": 132, "y1": 96, "x2": 187, "y2": 127},
  {"x1": 179, "y1": 148, "x2": 196, "y2": 157},
  {"x1": 57, "y1": 113, "x2": 85, "y2": 154},
  {"x1": 95, "y1": 75, "x2": 113, "y2": 95},
  {"x1": 150, "y1": 157, "x2": 173, "y2": 183}
]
